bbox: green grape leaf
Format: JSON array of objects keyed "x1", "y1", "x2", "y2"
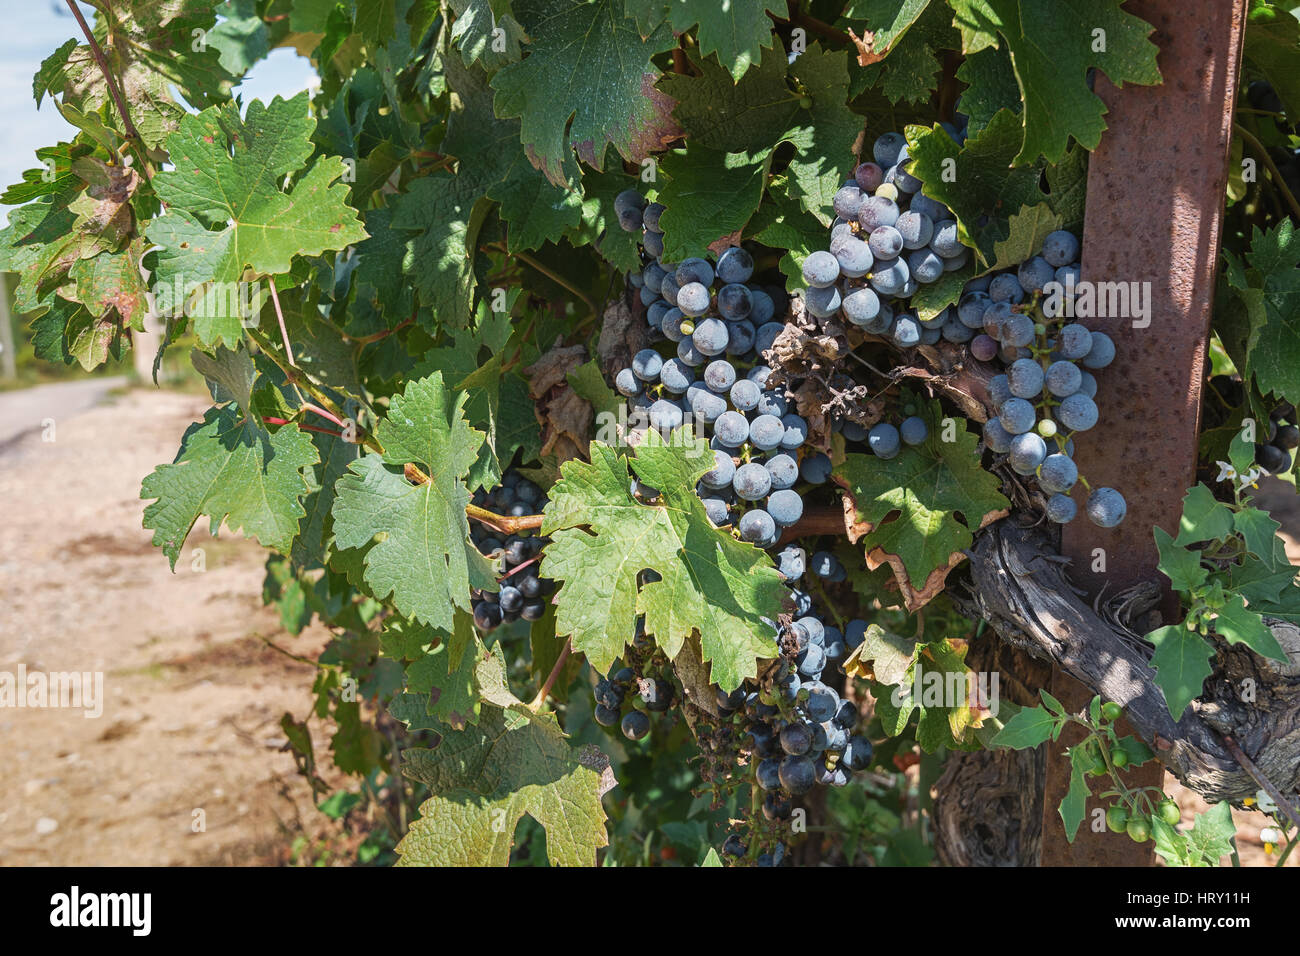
[
  {"x1": 141, "y1": 406, "x2": 319, "y2": 570},
  {"x1": 567, "y1": 167, "x2": 644, "y2": 272},
  {"x1": 835, "y1": 400, "x2": 1009, "y2": 589},
  {"x1": 209, "y1": 0, "x2": 270, "y2": 77},
  {"x1": 1213, "y1": 594, "x2": 1287, "y2": 661},
  {"x1": 663, "y1": 0, "x2": 786, "y2": 81},
  {"x1": 658, "y1": 45, "x2": 799, "y2": 154},
  {"x1": 877, "y1": 638, "x2": 985, "y2": 751},
  {"x1": 396, "y1": 658, "x2": 614, "y2": 867},
  {"x1": 947, "y1": 0, "x2": 1161, "y2": 164},
  {"x1": 1154, "y1": 527, "x2": 1208, "y2": 594},
  {"x1": 990, "y1": 704, "x2": 1057, "y2": 749},
  {"x1": 954, "y1": 45, "x2": 1020, "y2": 137},
  {"x1": 1173, "y1": 483, "x2": 1236, "y2": 546},
  {"x1": 330, "y1": 372, "x2": 497, "y2": 631},
  {"x1": 491, "y1": 0, "x2": 676, "y2": 185},
  {"x1": 448, "y1": 0, "x2": 526, "y2": 71},
  {"x1": 1061, "y1": 748, "x2": 1092, "y2": 841},
  {"x1": 540, "y1": 433, "x2": 786, "y2": 691},
  {"x1": 146, "y1": 93, "x2": 366, "y2": 347},
  {"x1": 907, "y1": 111, "x2": 1051, "y2": 269},
  {"x1": 656, "y1": 146, "x2": 773, "y2": 262},
  {"x1": 292, "y1": 428, "x2": 360, "y2": 571},
  {"x1": 783, "y1": 44, "x2": 861, "y2": 226},
  {"x1": 400, "y1": 612, "x2": 509, "y2": 729},
  {"x1": 1147, "y1": 624, "x2": 1214, "y2": 720},
  {"x1": 991, "y1": 203, "x2": 1064, "y2": 272},
  {"x1": 748, "y1": 177, "x2": 828, "y2": 288},
  {"x1": 910, "y1": 263, "x2": 975, "y2": 322},
  {"x1": 850, "y1": 0, "x2": 957, "y2": 104},
  {"x1": 48, "y1": 0, "x2": 237, "y2": 151},
  {"x1": 1223, "y1": 221, "x2": 1300, "y2": 404},
  {"x1": 843, "y1": 0, "x2": 932, "y2": 55}
]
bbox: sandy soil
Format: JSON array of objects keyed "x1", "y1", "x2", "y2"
[{"x1": 0, "y1": 386, "x2": 339, "y2": 865}]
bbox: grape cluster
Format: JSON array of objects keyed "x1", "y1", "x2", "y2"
[
  {"x1": 592, "y1": 654, "x2": 676, "y2": 742},
  {"x1": 799, "y1": 130, "x2": 973, "y2": 344},
  {"x1": 468, "y1": 472, "x2": 554, "y2": 631},
  {"x1": 1254, "y1": 402, "x2": 1299, "y2": 474},
  {"x1": 957, "y1": 230, "x2": 1128, "y2": 527}
]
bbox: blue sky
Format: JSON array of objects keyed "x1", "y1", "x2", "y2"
[{"x1": 1, "y1": 1, "x2": 319, "y2": 210}]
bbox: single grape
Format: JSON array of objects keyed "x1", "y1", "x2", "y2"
[
  {"x1": 755, "y1": 757, "x2": 783, "y2": 791},
  {"x1": 1077, "y1": 370, "x2": 1098, "y2": 398},
  {"x1": 971, "y1": 334, "x2": 999, "y2": 362},
  {"x1": 676, "y1": 256, "x2": 714, "y2": 288},
  {"x1": 714, "y1": 410, "x2": 750, "y2": 446},
  {"x1": 692, "y1": 317, "x2": 729, "y2": 356},
  {"x1": 1054, "y1": 263, "x2": 1081, "y2": 288},
  {"x1": 660, "y1": 307, "x2": 686, "y2": 342},
  {"x1": 942, "y1": 247, "x2": 971, "y2": 271},
  {"x1": 942, "y1": 313, "x2": 976, "y2": 343},
  {"x1": 892, "y1": 314, "x2": 921, "y2": 348},
  {"x1": 702, "y1": 496, "x2": 731, "y2": 526},
  {"x1": 890, "y1": 157, "x2": 922, "y2": 193},
  {"x1": 858, "y1": 195, "x2": 900, "y2": 231},
  {"x1": 776, "y1": 545, "x2": 806, "y2": 580},
  {"x1": 701, "y1": 448, "x2": 736, "y2": 490},
  {"x1": 796, "y1": 639, "x2": 826, "y2": 677},
  {"x1": 767, "y1": 453, "x2": 799, "y2": 490},
  {"x1": 1046, "y1": 493, "x2": 1078, "y2": 524},
  {"x1": 1045, "y1": 360, "x2": 1082, "y2": 397},
  {"x1": 738, "y1": 508, "x2": 777, "y2": 546},
  {"x1": 730, "y1": 378, "x2": 761, "y2": 412},
  {"x1": 869, "y1": 422, "x2": 902, "y2": 458},
  {"x1": 716, "y1": 246, "x2": 755, "y2": 285},
  {"x1": 900, "y1": 416, "x2": 928, "y2": 445},
  {"x1": 778, "y1": 754, "x2": 816, "y2": 795},
  {"x1": 897, "y1": 211, "x2": 934, "y2": 250},
  {"x1": 676, "y1": 337, "x2": 706, "y2": 367},
  {"x1": 716, "y1": 283, "x2": 753, "y2": 323},
  {"x1": 780, "y1": 722, "x2": 814, "y2": 756},
  {"x1": 1082, "y1": 331, "x2": 1116, "y2": 369},
  {"x1": 1057, "y1": 393, "x2": 1099, "y2": 431},
  {"x1": 643, "y1": 230, "x2": 664, "y2": 258},
  {"x1": 614, "y1": 188, "x2": 645, "y2": 217},
  {"x1": 801, "y1": 452, "x2": 832, "y2": 484},
  {"x1": 988, "y1": 273, "x2": 1026, "y2": 304},
  {"x1": 842, "y1": 420, "x2": 867, "y2": 442},
  {"x1": 1002, "y1": 314, "x2": 1036, "y2": 348},
  {"x1": 754, "y1": 321, "x2": 785, "y2": 356},
  {"x1": 757, "y1": 390, "x2": 788, "y2": 417},
  {"x1": 632, "y1": 348, "x2": 663, "y2": 382},
  {"x1": 659, "y1": 358, "x2": 694, "y2": 394},
  {"x1": 804, "y1": 283, "x2": 843, "y2": 319},
  {"x1": 802, "y1": 250, "x2": 841, "y2": 288},
  {"x1": 615, "y1": 367, "x2": 640, "y2": 397},
  {"x1": 1008, "y1": 357, "x2": 1046, "y2": 398},
  {"x1": 869, "y1": 225, "x2": 904, "y2": 259},
  {"x1": 779, "y1": 414, "x2": 808, "y2": 451},
  {"x1": 748, "y1": 414, "x2": 786, "y2": 452},
  {"x1": 930, "y1": 219, "x2": 962, "y2": 258},
  {"x1": 958, "y1": 291, "x2": 992, "y2": 329},
  {"x1": 842, "y1": 736, "x2": 874, "y2": 771},
  {"x1": 1257, "y1": 443, "x2": 1291, "y2": 472},
  {"x1": 873, "y1": 132, "x2": 907, "y2": 168},
  {"x1": 1086, "y1": 487, "x2": 1127, "y2": 527},
  {"x1": 910, "y1": 192, "x2": 951, "y2": 221},
  {"x1": 1017, "y1": 256, "x2": 1055, "y2": 293},
  {"x1": 677, "y1": 281, "x2": 711, "y2": 317},
  {"x1": 768, "y1": 489, "x2": 804, "y2": 526},
  {"x1": 805, "y1": 683, "x2": 839, "y2": 723},
  {"x1": 830, "y1": 233, "x2": 873, "y2": 277},
  {"x1": 649, "y1": 398, "x2": 684, "y2": 432},
  {"x1": 842, "y1": 287, "x2": 882, "y2": 326},
  {"x1": 854, "y1": 161, "x2": 884, "y2": 191},
  {"x1": 621, "y1": 710, "x2": 651, "y2": 741},
  {"x1": 999, "y1": 398, "x2": 1037, "y2": 434},
  {"x1": 703, "y1": 359, "x2": 736, "y2": 393},
  {"x1": 833, "y1": 184, "x2": 864, "y2": 221},
  {"x1": 1038, "y1": 453, "x2": 1078, "y2": 493},
  {"x1": 688, "y1": 386, "x2": 727, "y2": 424},
  {"x1": 982, "y1": 300, "x2": 1014, "y2": 339},
  {"x1": 733, "y1": 462, "x2": 773, "y2": 500},
  {"x1": 1057, "y1": 323, "x2": 1093, "y2": 359},
  {"x1": 1009, "y1": 432, "x2": 1048, "y2": 475},
  {"x1": 1042, "y1": 229, "x2": 1081, "y2": 267}
]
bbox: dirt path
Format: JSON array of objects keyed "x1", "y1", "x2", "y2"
[{"x1": 0, "y1": 385, "x2": 336, "y2": 865}]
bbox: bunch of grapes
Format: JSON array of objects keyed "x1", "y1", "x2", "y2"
[
  {"x1": 800, "y1": 130, "x2": 973, "y2": 344},
  {"x1": 958, "y1": 230, "x2": 1127, "y2": 527},
  {"x1": 1255, "y1": 402, "x2": 1299, "y2": 474},
  {"x1": 468, "y1": 471, "x2": 554, "y2": 631},
  {"x1": 592, "y1": 658, "x2": 676, "y2": 742}
]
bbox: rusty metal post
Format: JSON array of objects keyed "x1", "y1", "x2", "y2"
[{"x1": 1039, "y1": 0, "x2": 1249, "y2": 866}]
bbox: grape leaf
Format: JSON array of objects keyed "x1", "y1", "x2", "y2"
[
  {"x1": 491, "y1": 0, "x2": 676, "y2": 185},
  {"x1": 656, "y1": 146, "x2": 774, "y2": 262},
  {"x1": 396, "y1": 661, "x2": 614, "y2": 866},
  {"x1": 141, "y1": 354, "x2": 320, "y2": 568},
  {"x1": 292, "y1": 428, "x2": 360, "y2": 572},
  {"x1": 955, "y1": 46, "x2": 1020, "y2": 137},
  {"x1": 48, "y1": 0, "x2": 237, "y2": 151},
  {"x1": 1213, "y1": 594, "x2": 1287, "y2": 661},
  {"x1": 947, "y1": 0, "x2": 1161, "y2": 164},
  {"x1": 665, "y1": 0, "x2": 786, "y2": 81},
  {"x1": 748, "y1": 177, "x2": 827, "y2": 287},
  {"x1": 448, "y1": 0, "x2": 527, "y2": 71},
  {"x1": 399, "y1": 612, "x2": 509, "y2": 729},
  {"x1": 783, "y1": 44, "x2": 862, "y2": 226},
  {"x1": 566, "y1": 167, "x2": 644, "y2": 273},
  {"x1": 1173, "y1": 483, "x2": 1236, "y2": 546},
  {"x1": 991, "y1": 203, "x2": 1063, "y2": 272},
  {"x1": 835, "y1": 400, "x2": 1009, "y2": 589},
  {"x1": 540, "y1": 432, "x2": 786, "y2": 691},
  {"x1": 146, "y1": 93, "x2": 366, "y2": 347},
  {"x1": 908, "y1": 111, "x2": 1052, "y2": 270},
  {"x1": 1223, "y1": 221, "x2": 1300, "y2": 404},
  {"x1": 658, "y1": 45, "x2": 800, "y2": 154},
  {"x1": 874, "y1": 638, "x2": 984, "y2": 751},
  {"x1": 843, "y1": 0, "x2": 932, "y2": 56},
  {"x1": 990, "y1": 704, "x2": 1057, "y2": 749},
  {"x1": 850, "y1": 0, "x2": 957, "y2": 104},
  {"x1": 330, "y1": 372, "x2": 497, "y2": 631},
  {"x1": 1147, "y1": 625, "x2": 1214, "y2": 719}
]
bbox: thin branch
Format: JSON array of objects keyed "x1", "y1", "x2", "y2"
[
  {"x1": 302, "y1": 402, "x2": 345, "y2": 428},
  {"x1": 1236, "y1": 122, "x2": 1300, "y2": 222},
  {"x1": 400, "y1": 463, "x2": 546, "y2": 532},
  {"x1": 268, "y1": 276, "x2": 296, "y2": 367},
  {"x1": 262, "y1": 416, "x2": 344, "y2": 438},
  {"x1": 530, "y1": 638, "x2": 573, "y2": 711},
  {"x1": 488, "y1": 242, "x2": 598, "y2": 317}
]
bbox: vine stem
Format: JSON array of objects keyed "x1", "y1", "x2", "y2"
[
  {"x1": 400, "y1": 463, "x2": 545, "y2": 532},
  {"x1": 261, "y1": 416, "x2": 344, "y2": 438},
  {"x1": 64, "y1": 0, "x2": 153, "y2": 179},
  {"x1": 1220, "y1": 734, "x2": 1300, "y2": 833},
  {"x1": 529, "y1": 638, "x2": 572, "y2": 711},
  {"x1": 487, "y1": 242, "x2": 598, "y2": 317},
  {"x1": 268, "y1": 277, "x2": 296, "y2": 368},
  {"x1": 1235, "y1": 122, "x2": 1300, "y2": 222}
]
